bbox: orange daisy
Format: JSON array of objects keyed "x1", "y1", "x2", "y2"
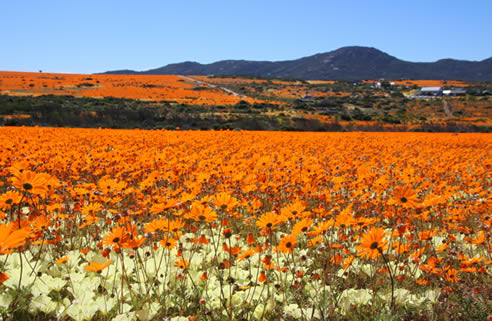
[
  {"x1": 84, "y1": 260, "x2": 112, "y2": 273},
  {"x1": 0, "y1": 272, "x2": 9, "y2": 284},
  {"x1": 237, "y1": 248, "x2": 256, "y2": 262},
  {"x1": 256, "y1": 211, "x2": 284, "y2": 230},
  {"x1": 175, "y1": 258, "x2": 190, "y2": 269},
  {"x1": 56, "y1": 256, "x2": 69, "y2": 264},
  {"x1": 387, "y1": 185, "x2": 419, "y2": 208},
  {"x1": 160, "y1": 237, "x2": 178, "y2": 249},
  {"x1": 121, "y1": 235, "x2": 146, "y2": 249},
  {"x1": 0, "y1": 223, "x2": 30, "y2": 253},
  {"x1": 213, "y1": 192, "x2": 238, "y2": 210},
  {"x1": 277, "y1": 234, "x2": 297, "y2": 254},
  {"x1": 356, "y1": 227, "x2": 388, "y2": 260},
  {"x1": 11, "y1": 170, "x2": 50, "y2": 195},
  {"x1": 291, "y1": 218, "x2": 313, "y2": 236},
  {"x1": 186, "y1": 204, "x2": 217, "y2": 223},
  {"x1": 258, "y1": 271, "x2": 267, "y2": 283},
  {"x1": 102, "y1": 226, "x2": 130, "y2": 248},
  {"x1": 0, "y1": 191, "x2": 22, "y2": 209}
]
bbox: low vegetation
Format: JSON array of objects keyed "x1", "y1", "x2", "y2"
[{"x1": 1, "y1": 72, "x2": 490, "y2": 132}]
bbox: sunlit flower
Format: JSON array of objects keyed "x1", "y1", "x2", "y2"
[
  {"x1": 0, "y1": 191, "x2": 22, "y2": 209},
  {"x1": 81, "y1": 203, "x2": 103, "y2": 216},
  {"x1": 356, "y1": 227, "x2": 388, "y2": 260},
  {"x1": 102, "y1": 226, "x2": 130, "y2": 248},
  {"x1": 30, "y1": 215, "x2": 52, "y2": 233},
  {"x1": 121, "y1": 235, "x2": 146, "y2": 249},
  {"x1": 443, "y1": 268, "x2": 460, "y2": 283},
  {"x1": 343, "y1": 255, "x2": 354, "y2": 270},
  {"x1": 258, "y1": 271, "x2": 267, "y2": 283},
  {"x1": 471, "y1": 231, "x2": 486, "y2": 245},
  {"x1": 84, "y1": 260, "x2": 112, "y2": 273},
  {"x1": 387, "y1": 185, "x2": 419, "y2": 208},
  {"x1": 56, "y1": 256, "x2": 69, "y2": 264},
  {"x1": 186, "y1": 204, "x2": 217, "y2": 223},
  {"x1": 237, "y1": 248, "x2": 256, "y2": 261},
  {"x1": 224, "y1": 243, "x2": 242, "y2": 256},
  {"x1": 0, "y1": 223, "x2": 30, "y2": 253},
  {"x1": 213, "y1": 192, "x2": 238, "y2": 210},
  {"x1": 11, "y1": 170, "x2": 52, "y2": 195},
  {"x1": 0, "y1": 272, "x2": 9, "y2": 284},
  {"x1": 160, "y1": 237, "x2": 177, "y2": 249},
  {"x1": 256, "y1": 211, "x2": 283, "y2": 230},
  {"x1": 291, "y1": 218, "x2": 313, "y2": 236},
  {"x1": 277, "y1": 234, "x2": 297, "y2": 254},
  {"x1": 175, "y1": 258, "x2": 190, "y2": 269},
  {"x1": 246, "y1": 233, "x2": 255, "y2": 245}
]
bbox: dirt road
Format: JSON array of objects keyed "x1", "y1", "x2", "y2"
[
  {"x1": 178, "y1": 75, "x2": 246, "y2": 98},
  {"x1": 442, "y1": 99, "x2": 453, "y2": 118}
]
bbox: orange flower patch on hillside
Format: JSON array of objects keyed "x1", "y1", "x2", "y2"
[
  {"x1": 306, "y1": 80, "x2": 336, "y2": 85},
  {"x1": 264, "y1": 85, "x2": 352, "y2": 99},
  {"x1": 0, "y1": 71, "x2": 261, "y2": 105}
]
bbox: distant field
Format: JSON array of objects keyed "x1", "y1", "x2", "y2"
[
  {"x1": 0, "y1": 71, "x2": 490, "y2": 130},
  {"x1": 0, "y1": 72, "x2": 474, "y2": 104},
  {"x1": 0, "y1": 71, "x2": 260, "y2": 105}
]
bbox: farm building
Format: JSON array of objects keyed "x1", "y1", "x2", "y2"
[
  {"x1": 419, "y1": 87, "x2": 443, "y2": 96},
  {"x1": 443, "y1": 87, "x2": 467, "y2": 96}
]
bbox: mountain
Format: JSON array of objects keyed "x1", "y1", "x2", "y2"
[{"x1": 102, "y1": 46, "x2": 492, "y2": 81}]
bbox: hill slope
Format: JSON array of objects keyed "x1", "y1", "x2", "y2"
[{"x1": 103, "y1": 46, "x2": 492, "y2": 81}]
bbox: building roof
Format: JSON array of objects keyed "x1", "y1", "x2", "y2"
[
  {"x1": 452, "y1": 87, "x2": 466, "y2": 93},
  {"x1": 421, "y1": 87, "x2": 442, "y2": 91}
]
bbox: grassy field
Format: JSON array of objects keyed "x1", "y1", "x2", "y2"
[{"x1": 0, "y1": 127, "x2": 490, "y2": 320}]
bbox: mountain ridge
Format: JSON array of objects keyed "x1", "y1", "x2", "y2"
[{"x1": 102, "y1": 46, "x2": 492, "y2": 81}]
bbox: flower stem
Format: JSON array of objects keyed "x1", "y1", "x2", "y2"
[{"x1": 379, "y1": 247, "x2": 394, "y2": 309}]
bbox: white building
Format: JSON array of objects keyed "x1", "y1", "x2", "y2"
[{"x1": 420, "y1": 87, "x2": 442, "y2": 96}]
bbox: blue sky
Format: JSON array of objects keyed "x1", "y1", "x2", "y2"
[{"x1": 1, "y1": 0, "x2": 491, "y2": 74}]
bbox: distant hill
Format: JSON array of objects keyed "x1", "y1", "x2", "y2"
[{"x1": 102, "y1": 46, "x2": 492, "y2": 81}]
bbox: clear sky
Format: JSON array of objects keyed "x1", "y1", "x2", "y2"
[{"x1": 1, "y1": 0, "x2": 491, "y2": 74}]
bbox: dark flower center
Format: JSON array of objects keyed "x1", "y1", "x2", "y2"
[
  {"x1": 286, "y1": 242, "x2": 292, "y2": 248},
  {"x1": 199, "y1": 215, "x2": 206, "y2": 221},
  {"x1": 370, "y1": 241, "x2": 379, "y2": 249},
  {"x1": 23, "y1": 183, "x2": 33, "y2": 190},
  {"x1": 400, "y1": 197, "x2": 408, "y2": 203},
  {"x1": 266, "y1": 222, "x2": 272, "y2": 228},
  {"x1": 301, "y1": 227, "x2": 308, "y2": 232},
  {"x1": 113, "y1": 237, "x2": 120, "y2": 243}
]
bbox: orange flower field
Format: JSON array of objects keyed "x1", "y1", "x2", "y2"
[
  {"x1": 0, "y1": 127, "x2": 490, "y2": 320},
  {"x1": 0, "y1": 71, "x2": 259, "y2": 105}
]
